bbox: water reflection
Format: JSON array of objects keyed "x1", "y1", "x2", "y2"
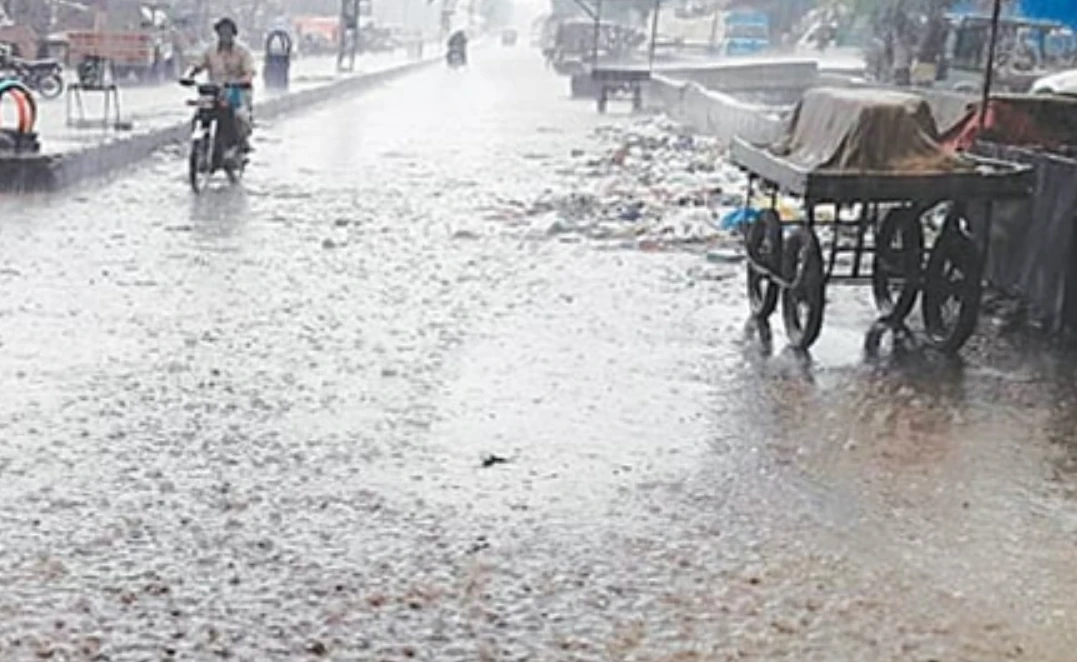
[{"x1": 188, "y1": 185, "x2": 249, "y2": 238}]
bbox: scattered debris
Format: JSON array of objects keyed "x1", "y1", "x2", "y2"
[
  {"x1": 509, "y1": 116, "x2": 807, "y2": 252},
  {"x1": 481, "y1": 454, "x2": 509, "y2": 468}
]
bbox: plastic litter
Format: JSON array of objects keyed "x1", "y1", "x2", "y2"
[{"x1": 516, "y1": 115, "x2": 811, "y2": 253}]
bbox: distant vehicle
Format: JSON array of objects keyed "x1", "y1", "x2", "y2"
[
  {"x1": 942, "y1": 13, "x2": 1065, "y2": 93},
  {"x1": 717, "y1": 10, "x2": 770, "y2": 56},
  {"x1": 447, "y1": 31, "x2": 467, "y2": 68},
  {"x1": 65, "y1": 30, "x2": 178, "y2": 82},
  {"x1": 1031, "y1": 68, "x2": 1077, "y2": 95},
  {"x1": 294, "y1": 16, "x2": 339, "y2": 56},
  {"x1": 502, "y1": 28, "x2": 518, "y2": 46},
  {"x1": 547, "y1": 19, "x2": 645, "y2": 76}
]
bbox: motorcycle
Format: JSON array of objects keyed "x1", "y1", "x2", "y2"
[
  {"x1": 1, "y1": 57, "x2": 64, "y2": 100},
  {"x1": 181, "y1": 79, "x2": 250, "y2": 193}
]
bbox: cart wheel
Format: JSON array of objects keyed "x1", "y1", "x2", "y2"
[
  {"x1": 872, "y1": 206, "x2": 924, "y2": 321},
  {"x1": 745, "y1": 209, "x2": 782, "y2": 320},
  {"x1": 781, "y1": 228, "x2": 825, "y2": 350},
  {"x1": 922, "y1": 216, "x2": 982, "y2": 353}
]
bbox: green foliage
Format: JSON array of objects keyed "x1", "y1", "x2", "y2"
[{"x1": 549, "y1": 0, "x2": 656, "y2": 25}]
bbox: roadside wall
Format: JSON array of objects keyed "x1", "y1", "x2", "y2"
[
  {"x1": 657, "y1": 59, "x2": 819, "y2": 94},
  {"x1": 644, "y1": 73, "x2": 788, "y2": 146},
  {"x1": 648, "y1": 63, "x2": 975, "y2": 149}
]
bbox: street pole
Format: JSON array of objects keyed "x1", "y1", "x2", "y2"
[
  {"x1": 648, "y1": 0, "x2": 660, "y2": 70},
  {"x1": 709, "y1": 4, "x2": 720, "y2": 54},
  {"x1": 592, "y1": 0, "x2": 602, "y2": 65},
  {"x1": 978, "y1": 0, "x2": 1003, "y2": 131}
]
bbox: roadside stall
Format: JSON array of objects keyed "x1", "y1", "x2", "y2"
[{"x1": 943, "y1": 94, "x2": 1077, "y2": 333}]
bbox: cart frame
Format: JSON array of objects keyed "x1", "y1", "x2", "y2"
[{"x1": 732, "y1": 137, "x2": 1034, "y2": 352}]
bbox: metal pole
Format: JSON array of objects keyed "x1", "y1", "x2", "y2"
[
  {"x1": 648, "y1": 0, "x2": 660, "y2": 70},
  {"x1": 569, "y1": 0, "x2": 597, "y2": 21},
  {"x1": 592, "y1": 0, "x2": 602, "y2": 66},
  {"x1": 709, "y1": 5, "x2": 720, "y2": 53},
  {"x1": 978, "y1": 0, "x2": 1003, "y2": 131}
]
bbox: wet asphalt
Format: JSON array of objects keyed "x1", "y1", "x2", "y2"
[{"x1": 1, "y1": 47, "x2": 1077, "y2": 661}]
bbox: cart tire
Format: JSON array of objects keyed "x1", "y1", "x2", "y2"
[
  {"x1": 745, "y1": 209, "x2": 782, "y2": 320},
  {"x1": 872, "y1": 206, "x2": 924, "y2": 321},
  {"x1": 922, "y1": 219, "x2": 982, "y2": 353},
  {"x1": 781, "y1": 228, "x2": 825, "y2": 350}
]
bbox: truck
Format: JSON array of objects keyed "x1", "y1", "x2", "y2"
[{"x1": 51, "y1": 2, "x2": 184, "y2": 83}]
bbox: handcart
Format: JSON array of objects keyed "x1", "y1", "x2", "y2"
[
  {"x1": 591, "y1": 65, "x2": 650, "y2": 113},
  {"x1": 732, "y1": 87, "x2": 1034, "y2": 353}
]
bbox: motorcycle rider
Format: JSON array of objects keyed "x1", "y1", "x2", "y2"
[
  {"x1": 447, "y1": 29, "x2": 468, "y2": 65},
  {"x1": 184, "y1": 17, "x2": 255, "y2": 155}
]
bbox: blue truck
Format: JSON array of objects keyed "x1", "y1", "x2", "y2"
[{"x1": 1019, "y1": 0, "x2": 1077, "y2": 28}]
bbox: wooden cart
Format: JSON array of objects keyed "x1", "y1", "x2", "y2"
[{"x1": 732, "y1": 135, "x2": 1033, "y2": 353}]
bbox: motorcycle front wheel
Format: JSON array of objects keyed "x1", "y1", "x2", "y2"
[
  {"x1": 189, "y1": 136, "x2": 213, "y2": 194},
  {"x1": 37, "y1": 74, "x2": 64, "y2": 100}
]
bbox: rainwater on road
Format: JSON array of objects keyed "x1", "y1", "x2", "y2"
[{"x1": 1, "y1": 47, "x2": 1077, "y2": 661}]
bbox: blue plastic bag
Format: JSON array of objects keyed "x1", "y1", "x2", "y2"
[
  {"x1": 720, "y1": 207, "x2": 760, "y2": 231},
  {"x1": 226, "y1": 86, "x2": 244, "y2": 109}
]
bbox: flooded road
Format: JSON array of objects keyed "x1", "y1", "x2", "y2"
[{"x1": 1, "y1": 48, "x2": 1077, "y2": 661}]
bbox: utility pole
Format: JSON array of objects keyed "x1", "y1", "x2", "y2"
[
  {"x1": 440, "y1": 0, "x2": 454, "y2": 38},
  {"x1": 978, "y1": 0, "x2": 1003, "y2": 130},
  {"x1": 648, "y1": 0, "x2": 660, "y2": 69}
]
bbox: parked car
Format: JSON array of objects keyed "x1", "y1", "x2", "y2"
[{"x1": 1031, "y1": 68, "x2": 1077, "y2": 95}]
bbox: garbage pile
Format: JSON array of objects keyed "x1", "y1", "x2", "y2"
[{"x1": 519, "y1": 116, "x2": 800, "y2": 253}]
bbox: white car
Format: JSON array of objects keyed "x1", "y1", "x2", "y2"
[{"x1": 1031, "y1": 68, "x2": 1077, "y2": 96}]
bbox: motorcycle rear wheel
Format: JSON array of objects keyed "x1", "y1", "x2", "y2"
[{"x1": 37, "y1": 74, "x2": 64, "y2": 100}]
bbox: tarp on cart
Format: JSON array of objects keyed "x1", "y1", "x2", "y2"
[
  {"x1": 942, "y1": 94, "x2": 1077, "y2": 155},
  {"x1": 769, "y1": 87, "x2": 971, "y2": 173}
]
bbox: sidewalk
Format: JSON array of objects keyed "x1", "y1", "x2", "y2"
[
  {"x1": 33, "y1": 50, "x2": 426, "y2": 156},
  {"x1": 0, "y1": 47, "x2": 439, "y2": 191}
]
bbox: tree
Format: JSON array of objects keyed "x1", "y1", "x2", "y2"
[
  {"x1": 549, "y1": 0, "x2": 655, "y2": 26},
  {"x1": 480, "y1": 0, "x2": 512, "y2": 28}
]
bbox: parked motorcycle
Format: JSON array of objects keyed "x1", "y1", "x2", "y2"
[
  {"x1": 1, "y1": 57, "x2": 64, "y2": 100},
  {"x1": 181, "y1": 79, "x2": 250, "y2": 193}
]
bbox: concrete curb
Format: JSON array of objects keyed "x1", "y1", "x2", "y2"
[
  {"x1": 1, "y1": 57, "x2": 439, "y2": 192},
  {"x1": 645, "y1": 74, "x2": 788, "y2": 147}
]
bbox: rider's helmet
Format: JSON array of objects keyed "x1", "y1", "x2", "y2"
[{"x1": 214, "y1": 17, "x2": 239, "y2": 37}]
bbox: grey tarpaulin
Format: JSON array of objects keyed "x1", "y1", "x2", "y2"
[{"x1": 970, "y1": 141, "x2": 1077, "y2": 334}]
